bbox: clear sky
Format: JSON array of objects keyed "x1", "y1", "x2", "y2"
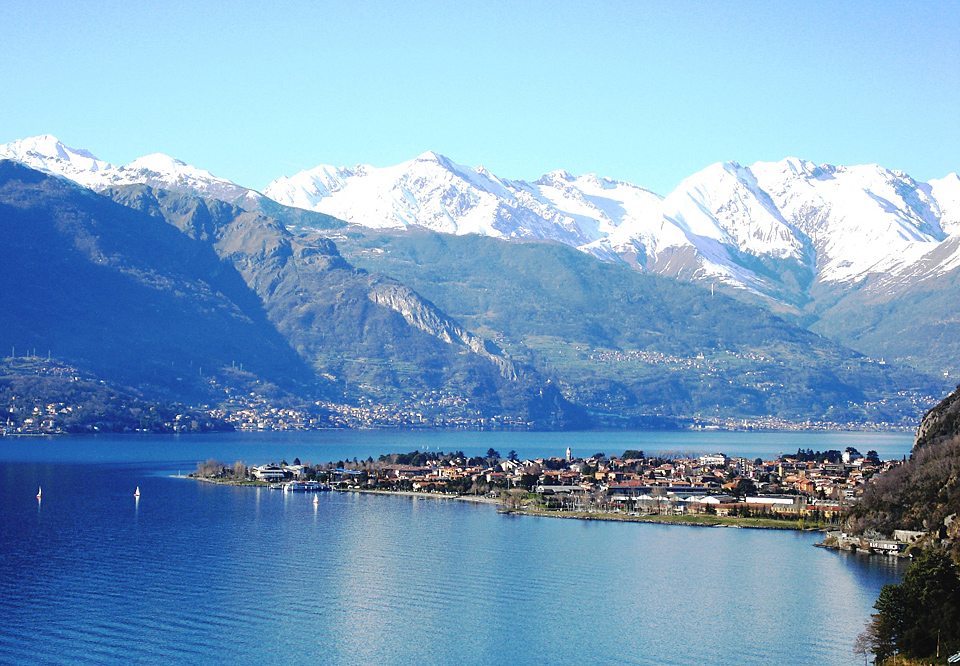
[{"x1": 1, "y1": 0, "x2": 957, "y2": 195}]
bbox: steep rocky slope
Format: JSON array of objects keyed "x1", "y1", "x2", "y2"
[{"x1": 850, "y1": 384, "x2": 960, "y2": 551}]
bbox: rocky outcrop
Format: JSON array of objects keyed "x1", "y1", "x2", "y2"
[
  {"x1": 915, "y1": 384, "x2": 960, "y2": 450},
  {"x1": 367, "y1": 282, "x2": 518, "y2": 380}
]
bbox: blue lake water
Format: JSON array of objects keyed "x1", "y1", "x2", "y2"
[
  {"x1": 0, "y1": 432, "x2": 910, "y2": 665},
  {"x1": 0, "y1": 428, "x2": 914, "y2": 468}
]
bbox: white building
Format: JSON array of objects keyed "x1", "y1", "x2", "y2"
[{"x1": 699, "y1": 453, "x2": 727, "y2": 467}]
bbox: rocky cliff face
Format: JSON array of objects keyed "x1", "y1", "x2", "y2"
[
  {"x1": 367, "y1": 282, "x2": 518, "y2": 380},
  {"x1": 850, "y1": 386, "x2": 960, "y2": 547},
  {"x1": 915, "y1": 384, "x2": 960, "y2": 450}
]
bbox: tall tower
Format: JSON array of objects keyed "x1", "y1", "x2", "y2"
[{"x1": 565, "y1": 447, "x2": 572, "y2": 462}]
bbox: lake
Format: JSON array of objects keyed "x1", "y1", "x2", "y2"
[
  {"x1": 0, "y1": 431, "x2": 910, "y2": 665},
  {"x1": 0, "y1": 427, "x2": 915, "y2": 467}
]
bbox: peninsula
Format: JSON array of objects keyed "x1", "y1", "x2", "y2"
[{"x1": 189, "y1": 444, "x2": 896, "y2": 532}]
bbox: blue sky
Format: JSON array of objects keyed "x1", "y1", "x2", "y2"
[{"x1": 1, "y1": 0, "x2": 957, "y2": 195}]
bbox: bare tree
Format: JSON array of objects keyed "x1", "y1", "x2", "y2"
[
  {"x1": 195, "y1": 458, "x2": 226, "y2": 477},
  {"x1": 232, "y1": 461, "x2": 247, "y2": 479}
]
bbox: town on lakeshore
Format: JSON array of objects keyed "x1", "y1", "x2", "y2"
[
  {"x1": 0, "y1": 354, "x2": 920, "y2": 436},
  {"x1": 191, "y1": 445, "x2": 922, "y2": 555}
]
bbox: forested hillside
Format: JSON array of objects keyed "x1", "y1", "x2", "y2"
[{"x1": 849, "y1": 385, "x2": 960, "y2": 555}]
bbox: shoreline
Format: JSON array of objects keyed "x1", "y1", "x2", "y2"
[
  {"x1": 179, "y1": 475, "x2": 818, "y2": 529},
  {"x1": 178, "y1": 476, "x2": 501, "y2": 504},
  {"x1": 3, "y1": 422, "x2": 916, "y2": 437},
  {"x1": 342, "y1": 488, "x2": 501, "y2": 505},
  {"x1": 498, "y1": 508, "x2": 818, "y2": 531}
]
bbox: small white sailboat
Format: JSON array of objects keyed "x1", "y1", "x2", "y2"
[
  {"x1": 134, "y1": 486, "x2": 140, "y2": 498},
  {"x1": 36, "y1": 486, "x2": 41, "y2": 499},
  {"x1": 312, "y1": 494, "x2": 319, "y2": 505}
]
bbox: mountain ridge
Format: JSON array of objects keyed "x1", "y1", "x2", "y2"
[
  {"x1": 5, "y1": 134, "x2": 960, "y2": 379},
  {"x1": 6, "y1": 134, "x2": 957, "y2": 304}
]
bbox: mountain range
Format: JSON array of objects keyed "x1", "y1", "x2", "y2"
[
  {"x1": 263, "y1": 150, "x2": 960, "y2": 294},
  {"x1": 1, "y1": 134, "x2": 956, "y2": 427},
  {"x1": 261, "y1": 150, "x2": 960, "y2": 378},
  {"x1": 0, "y1": 159, "x2": 582, "y2": 427}
]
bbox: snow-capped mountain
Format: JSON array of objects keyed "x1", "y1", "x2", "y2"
[
  {"x1": 749, "y1": 159, "x2": 950, "y2": 284},
  {"x1": 263, "y1": 151, "x2": 665, "y2": 247},
  {"x1": 264, "y1": 152, "x2": 960, "y2": 305},
  {"x1": 0, "y1": 135, "x2": 115, "y2": 190},
  {"x1": 0, "y1": 135, "x2": 259, "y2": 206},
  {"x1": 4, "y1": 134, "x2": 959, "y2": 312}
]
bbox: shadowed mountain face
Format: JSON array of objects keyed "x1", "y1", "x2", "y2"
[{"x1": 0, "y1": 161, "x2": 315, "y2": 401}]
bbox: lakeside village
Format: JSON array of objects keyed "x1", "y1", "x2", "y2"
[
  {"x1": 193, "y1": 445, "x2": 923, "y2": 556},
  {"x1": 0, "y1": 354, "x2": 919, "y2": 435}
]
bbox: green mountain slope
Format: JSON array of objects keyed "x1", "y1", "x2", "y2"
[
  {"x1": 809, "y1": 254, "x2": 960, "y2": 380},
  {"x1": 324, "y1": 226, "x2": 948, "y2": 425}
]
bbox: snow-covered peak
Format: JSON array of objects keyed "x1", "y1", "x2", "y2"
[
  {"x1": 536, "y1": 169, "x2": 575, "y2": 186},
  {"x1": 928, "y1": 173, "x2": 960, "y2": 236},
  {"x1": 266, "y1": 152, "x2": 532, "y2": 236},
  {"x1": 414, "y1": 150, "x2": 446, "y2": 163},
  {"x1": 0, "y1": 135, "x2": 113, "y2": 188},
  {"x1": 265, "y1": 153, "x2": 671, "y2": 246},
  {"x1": 125, "y1": 153, "x2": 190, "y2": 172},
  {"x1": 107, "y1": 152, "x2": 248, "y2": 202},
  {"x1": 749, "y1": 157, "x2": 944, "y2": 283},
  {"x1": 0, "y1": 136, "x2": 254, "y2": 205},
  {"x1": 15, "y1": 134, "x2": 105, "y2": 164},
  {"x1": 661, "y1": 160, "x2": 803, "y2": 261},
  {"x1": 117, "y1": 151, "x2": 234, "y2": 189}
]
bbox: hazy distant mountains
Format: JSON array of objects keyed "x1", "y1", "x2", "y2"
[{"x1": 1, "y1": 135, "x2": 957, "y2": 426}]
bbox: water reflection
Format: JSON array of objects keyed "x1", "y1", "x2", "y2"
[{"x1": 0, "y1": 461, "x2": 907, "y2": 666}]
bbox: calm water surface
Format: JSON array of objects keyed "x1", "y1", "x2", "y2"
[
  {"x1": 0, "y1": 432, "x2": 909, "y2": 665},
  {"x1": 0, "y1": 428, "x2": 914, "y2": 467}
]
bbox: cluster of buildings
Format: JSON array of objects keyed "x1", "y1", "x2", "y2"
[
  {"x1": 3, "y1": 354, "x2": 920, "y2": 434},
  {"x1": 232, "y1": 446, "x2": 902, "y2": 522},
  {"x1": 202, "y1": 382, "x2": 535, "y2": 431},
  {"x1": 3, "y1": 401, "x2": 79, "y2": 434},
  {"x1": 823, "y1": 529, "x2": 926, "y2": 556}
]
